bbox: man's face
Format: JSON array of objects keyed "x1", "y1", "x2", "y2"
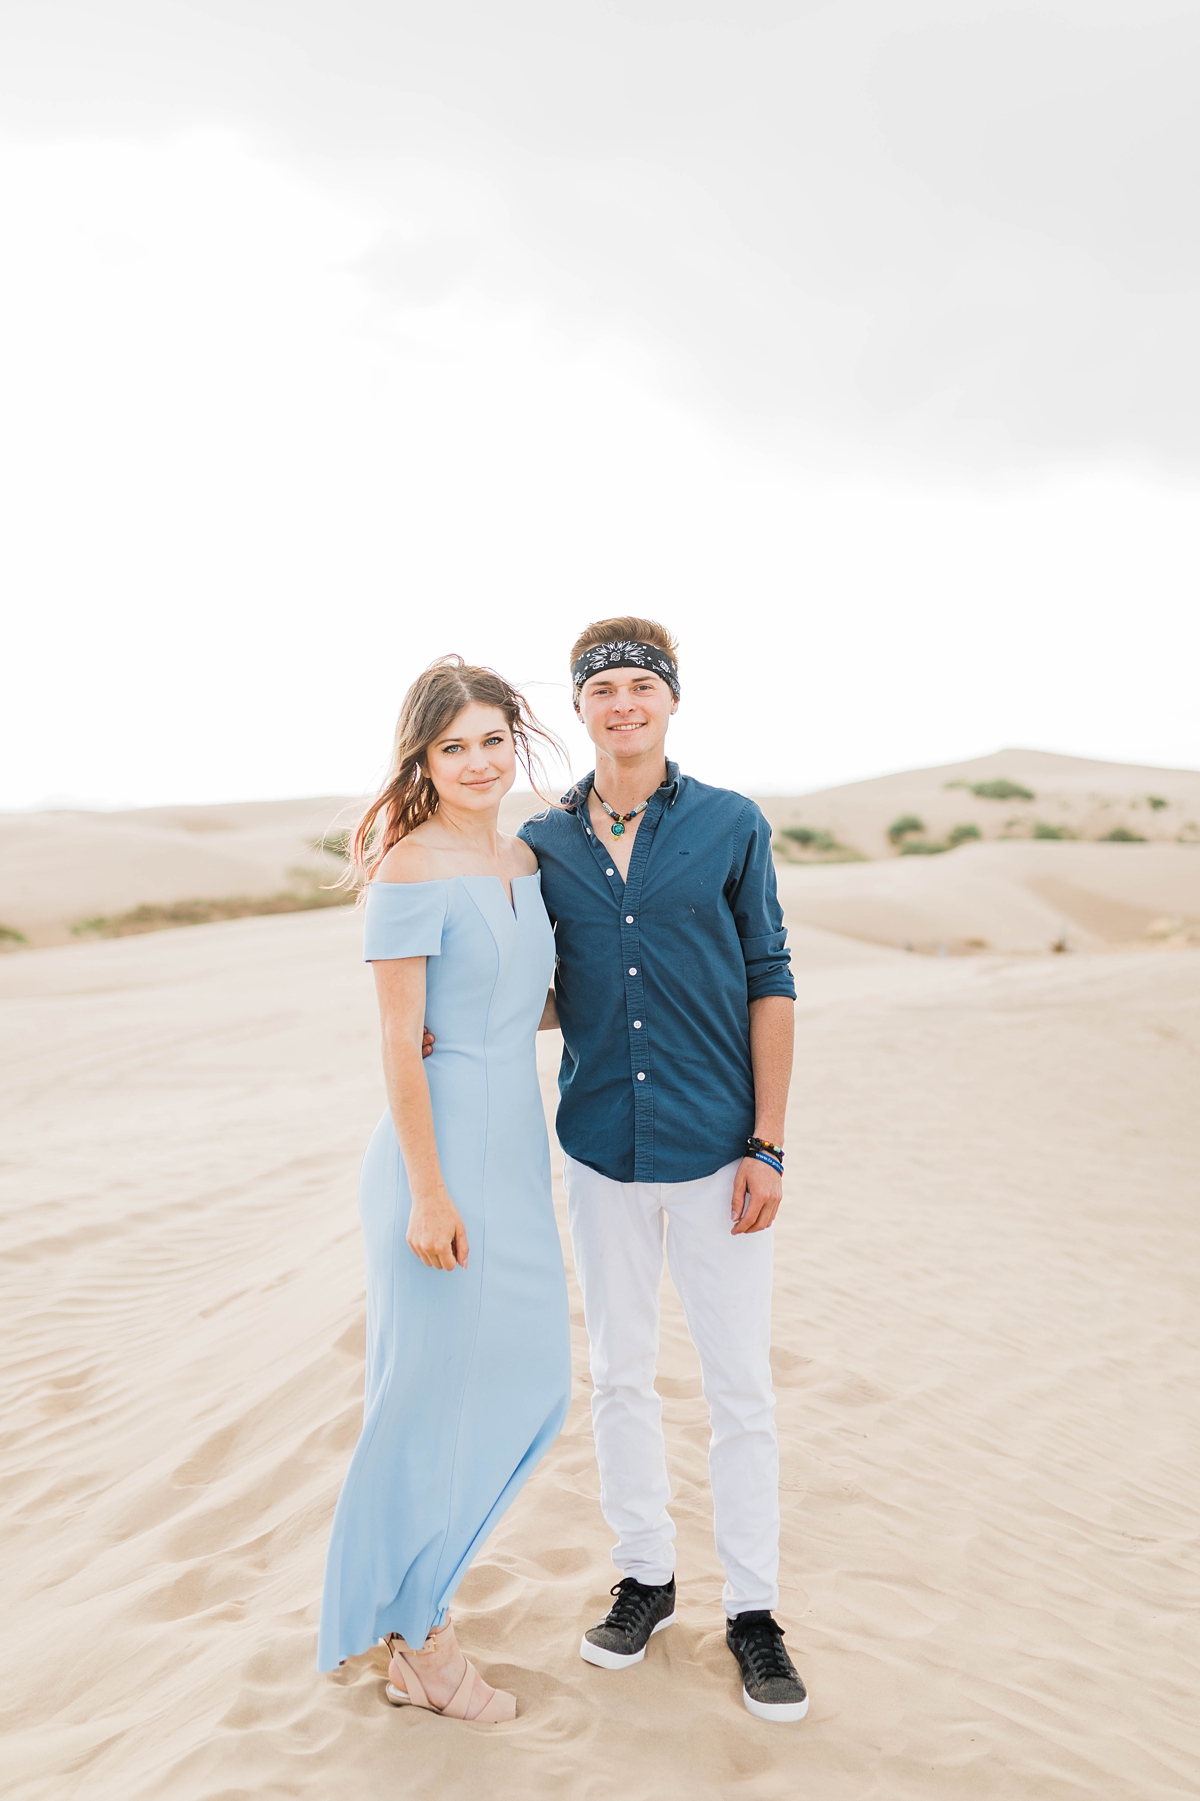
[{"x1": 576, "y1": 668, "x2": 677, "y2": 761}]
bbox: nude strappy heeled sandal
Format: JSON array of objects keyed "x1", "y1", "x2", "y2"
[{"x1": 383, "y1": 1622, "x2": 517, "y2": 1723}]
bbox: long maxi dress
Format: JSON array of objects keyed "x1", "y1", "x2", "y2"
[{"x1": 317, "y1": 873, "x2": 571, "y2": 1669}]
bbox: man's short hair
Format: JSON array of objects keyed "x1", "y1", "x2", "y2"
[{"x1": 569, "y1": 616, "x2": 680, "y2": 672}]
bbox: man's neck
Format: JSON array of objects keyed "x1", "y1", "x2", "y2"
[{"x1": 591, "y1": 751, "x2": 669, "y2": 814}]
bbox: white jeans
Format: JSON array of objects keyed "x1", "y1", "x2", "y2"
[{"x1": 564, "y1": 1155, "x2": 780, "y2": 1618}]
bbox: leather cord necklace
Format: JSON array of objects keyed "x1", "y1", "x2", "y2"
[{"x1": 595, "y1": 795, "x2": 649, "y2": 838}]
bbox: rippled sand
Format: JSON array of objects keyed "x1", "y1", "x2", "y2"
[{"x1": 2, "y1": 909, "x2": 1197, "y2": 1798}]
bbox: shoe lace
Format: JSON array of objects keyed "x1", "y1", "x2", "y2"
[
  {"x1": 604, "y1": 1578, "x2": 663, "y2": 1633},
  {"x1": 731, "y1": 1614, "x2": 794, "y2": 1684}
]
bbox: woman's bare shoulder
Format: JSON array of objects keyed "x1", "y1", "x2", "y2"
[
  {"x1": 374, "y1": 835, "x2": 446, "y2": 885},
  {"x1": 506, "y1": 834, "x2": 539, "y2": 877}
]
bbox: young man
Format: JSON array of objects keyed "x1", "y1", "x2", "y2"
[{"x1": 518, "y1": 617, "x2": 807, "y2": 1723}]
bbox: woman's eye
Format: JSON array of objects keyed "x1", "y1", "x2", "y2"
[{"x1": 484, "y1": 736, "x2": 503, "y2": 746}]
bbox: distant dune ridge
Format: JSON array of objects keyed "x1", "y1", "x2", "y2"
[
  {"x1": 757, "y1": 745, "x2": 1200, "y2": 860},
  {"x1": 3, "y1": 749, "x2": 1199, "y2": 954},
  {"x1": 0, "y1": 796, "x2": 360, "y2": 948}
]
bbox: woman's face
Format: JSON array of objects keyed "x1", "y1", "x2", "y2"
[{"x1": 424, "y1": 702, "x2": 517, "y2": 813}]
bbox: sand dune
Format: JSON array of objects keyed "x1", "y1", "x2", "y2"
[
  {"x1": 776, "y1": 839, "x2": 1200, "y2": 955},
  {"x1": 758, "y1": 746, "x2": 1200, "y2": 860},
  {"x1": 5, "y1": 750, "x2": 1198, "y2": 952},
  {"x1": 3, "y1": 906, "x2": 1197, "y2": 1799},
  {"x1": 0, "y1": 797, "x2": 359, "y2": 947}
]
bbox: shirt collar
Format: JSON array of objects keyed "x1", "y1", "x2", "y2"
[{"x1": 560, "y1": 760, "x2": 681, "y2": 813}]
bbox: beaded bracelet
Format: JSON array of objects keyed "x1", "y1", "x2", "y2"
[
  {"x1": 747, "y1": 1136, "x2": 784, "y2": 1159},
  {"x1": 747, "y1": 1136, "x2": 784, "y2": 1175}
]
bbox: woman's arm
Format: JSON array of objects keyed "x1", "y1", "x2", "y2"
[{"x1": 373, "y1": 957, "x2": 469, "y2": 1271}]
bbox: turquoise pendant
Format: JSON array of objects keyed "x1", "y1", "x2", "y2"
[{"x1": 611, "y1": 820, "x2": 626, "y2": 836}]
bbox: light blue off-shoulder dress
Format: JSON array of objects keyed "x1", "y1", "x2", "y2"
[{"x1": 317, "y1": 874, "x2": 571, "y2": 1669}]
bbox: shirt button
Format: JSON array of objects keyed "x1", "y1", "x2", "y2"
[
  {"x1": 625, "y1": 914, "x2": 634, "y2": 923},
  {"x1": 606, "y1": 868, "x2": 614, "y2": 876},
  {"x1": 633, "y1": 1020, "x2": 642, "y2": 1028},
  {"x1": 586, "y1": 829, "x2": 592, "y2": 836},
  {"x1": 636, "y1": 1071, "x2": 646, "y2": 1081},
  {"x1": 628, "y1": 967, "x2": 637, "y2": 975}
]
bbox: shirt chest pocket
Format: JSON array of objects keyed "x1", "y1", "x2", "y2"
[{"x1": 646, "y1": 856, "x2": 727, "y2": 923}]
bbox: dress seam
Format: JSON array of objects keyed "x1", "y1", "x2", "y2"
[{"x1": 426, "y1": 885, "x2": 497, "y2": 1621}]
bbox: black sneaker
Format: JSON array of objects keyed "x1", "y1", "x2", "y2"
[
  {"x1": 579, "y1": 1576, "x2": 677, "y2": 1669},
  {"x1": 726, "y1": 1610, "x2": 809, "y2": 1722}
]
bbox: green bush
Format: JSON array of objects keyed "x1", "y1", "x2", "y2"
[
  {"x1": 1033, "y1": 822, "x2": 1073, "y2": 840},
  {"x1": 1100, "y1": 827, "x2": 1146, "y2": 843},
  {"x1": 899, "y1": 840, "x2": 947, "y2": 855},
  {"x1": 780, "y1": 825, "x2": 837, "y2": 851},
  {"x1": 0, "y1": 924, "x2": 28, "y2": 946},
  {"x1": 946, "y1": 823, "x2": 981, "y2": 846},
  {"x1": 1147, "y1": 795, "x2": 1168, "y2": 810},
  {"x1": 71, "y1": 890, "x2": 356, "y2": 939},
  {"x1": 968, "y1": 779, "x2": 1035, "y2": 801},
  {"x1": 887, "y1": 813, "x2": 926, "y2": 844}
]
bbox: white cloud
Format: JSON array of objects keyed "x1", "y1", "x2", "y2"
[
  {"x1": 1, "y1": 130, "x2": 1198, "y2": 808},
  {"x1": 3, "y1": 1, "x2": 1198, "y2": 471}
]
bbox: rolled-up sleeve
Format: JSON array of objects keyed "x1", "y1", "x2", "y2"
[{"x1": 726, "y1": 804, "x2": 796, "y2": 1002}]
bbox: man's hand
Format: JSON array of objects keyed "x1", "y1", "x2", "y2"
[
  {"x1": 731, "y1": 1154, "x2": 783, "y2": 1234},
  {"x1": 421, "y1": 1028, "x2": 434, "y2": 1059}
]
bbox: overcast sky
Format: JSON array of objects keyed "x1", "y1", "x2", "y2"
[{"x1": 3, "y1": 0, "x2": 1198, "y2": 806}]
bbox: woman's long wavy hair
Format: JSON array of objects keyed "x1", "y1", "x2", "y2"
[{"x1": 345, "y1": 656, "x2": 563, "y2": 888}]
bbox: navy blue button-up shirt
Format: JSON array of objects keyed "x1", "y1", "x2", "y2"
[{"x1": 518, "y1": 761, "x2": 795, "y2": 1184}]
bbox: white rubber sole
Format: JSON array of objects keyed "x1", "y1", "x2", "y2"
[
  {"x1": 384, "y1": 1683, "x2": 412, "y2": 1707},
  {"x1": 742, "y1": 1685, "x2": 809, "y2": 1723},
  {"x1": 579, "y1": 1612, "x2": 676, "y2": 1669}
]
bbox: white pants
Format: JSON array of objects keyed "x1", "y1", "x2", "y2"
[{"x1": 564, "y1": 1155, "x2": 780, "y2": 1618}]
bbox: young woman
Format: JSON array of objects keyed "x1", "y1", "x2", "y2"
[{"x1": 317, "y1": 657, "x2": 571, "y2": 1724}]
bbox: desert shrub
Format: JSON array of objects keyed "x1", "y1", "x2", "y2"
[
  {"x1": 1147, "y1": 795, "x2": 1168, "y2": 810},
  {"x1": 899, "y1": 840, "x2": 947, "y2": 855},
  {"x1": 1100, "y1": 827, "x2": 1145, "y2": 843},
  {"x1": 0, "y1": 924, "x2": 28, "y2": 946},
  {"x1": 887, "y1": 814, "x2": 926, "y2": 844},
  {"x1": 1033, "y1": 822, "x2": 1073, "y2": 840},
  {"x1": 946, "y1": 823, "x2": 981, "y2": 846},
  {"x1": 71, "y1": 890, "x2": 356, "y2": 939},
  {"x1": 969, "y1": 779, "x2": 1035, "y2": 801},
  {"x1": 780, "y1": 825, "x2": 837, "y2": 851}
]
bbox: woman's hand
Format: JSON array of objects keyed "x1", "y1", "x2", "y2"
[{"x1": 407, "y1": 1188, "x2": 470, "y2": 1271}]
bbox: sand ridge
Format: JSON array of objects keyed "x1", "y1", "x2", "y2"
[
  {"x1": 2, "y1": 906, "x2": 1198, "y2": 1798},
  {"x1": 5, "y1": 749, "x2": 1200, "y2": 950}
]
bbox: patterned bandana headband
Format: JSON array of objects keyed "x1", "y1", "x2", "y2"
[{"x1": 571, "y1": 639, "x2": 681, "y2": 701}]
